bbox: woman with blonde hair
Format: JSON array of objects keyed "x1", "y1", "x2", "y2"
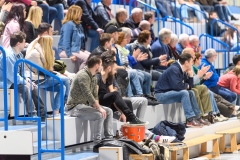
[
  {"x1": 26, "y1": 36, "x2": 70, "y2": 116},
  {"x1": 24, "y1": 6, "x2": 43, "y2": 43},
  {"x1": 58, "y1": 5, "x2": 90, "y2": 72}
]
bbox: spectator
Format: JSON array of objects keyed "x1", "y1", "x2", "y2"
[
  {"x1": 155, "y1": 0, "x2": 175, "y2": 18},
  {"x1": 154, "y1": 53, "x2": 204, "y2": 128},
  {"x1": 91, "y1": 33, "x2": 113, "y2": 56},
  {"x1": 207, "y1": 11, "x2": 226, "y2": 37},
  {"x1": 104, "y1": 8, "x2": 127, "y2": 30},
  {"x1": 24, "y1": 6, "x2": 42, "y2": 43},
  {"x1": 94, "y1": 0, "x2": 113, "y2": 29},
  {"x1": 0, "y1": 31, "x2": 45, "y2": 121},
  {"x1": 124, "y1": 8, "x2": 142, "y2": 30},
  {"x1": 182, "y1": 0, "x2": 205, "y2": 23},
  {"x1": 131, "y1": 20, "x2": 150, "y2": 43},
  {"x1": 0, "y1": 1, "x2": 12, "y2": 24},
  {"x1": 144, "y1": 11, "x2": 156, "y2": 44},
  {"x1": 176, "y1": 33, "x2": 189, "y2": 53},
  {"x1": 151, "y1": 28, "x2": 171, "y2": 71},
  {"x1": 199, "y1": 48, "x2": 237, "y2": 104},
  {"x1": 58, "y1": 5, "x2": 90, "y2": 72},
  {"x1": 168, "y1": 33, "x2": 180, "y2": 61},
  {"x1": 26, "y1": 35, "x2": 70, "y2": 116},
  {"x1": 2, "y1": 3, "x2": 26, "y2": 48},
  {"x1": 96, "y1": 51, "x2": 146, "y2": 124},
  {"x1": 222, "y1": 24, "x2": 240, "y2": 51},
  {"x1": 75, "y1": 0, "x2": 102, "y2": 52},
  {"x1": 187, "y1": 35, "x2": 201, "y2": 54},
  {"x1": 224, "y1": 54, "x2": 240, "y2": 74},
  {"x1": 65, "y1": 55, "x2": 114, "y2": 144},
  {"x1": 195, "y1": 0, "x2": 214, "y2": 13}
]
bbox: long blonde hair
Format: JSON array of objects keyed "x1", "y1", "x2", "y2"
[
  {"x1": 25, "y1": 6, "x2": 42, "y2": 28},
  {"x1": 62, "y1": 5, "x2": 82, "y2": 25}
]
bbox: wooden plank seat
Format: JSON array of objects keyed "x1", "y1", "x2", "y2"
[
  {"x1": 165, "y1": 134, "x2": 222, "y2": 160},
  {"x1": 129, "y1": 153, "x2": 154, "y2": 160},
  {"x1": 216, "y1": 127, "x2": 240, "y2": 153}
]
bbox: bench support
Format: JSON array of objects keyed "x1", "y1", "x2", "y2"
[
  {"x1": 219, "y1": 134, "x2": 240, "y2": 153},
  {"x1": 129, "y1": 154, "x2": 154, "y2": 160}
]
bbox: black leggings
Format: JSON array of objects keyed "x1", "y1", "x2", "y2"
[{"x1": 99, "y1": 91, "x2": 134, "y2": 121}]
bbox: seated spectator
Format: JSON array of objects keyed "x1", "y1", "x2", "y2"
[
  {"x1": 168, "y1": 33, "x2": 180, "y2": 61},
  {"x1": 144, "y1": 11, "x2": 156, "y2": 44},
  {"x1": 0, "y1": 31, "x2": 45, "y2": 120},
  {"x1": 183, "y1": 0, "x2": 205, "y2": 22},
  {"x1": 75, "y1": 0, "x2": 102, "y2": 52},
  {"x1": 187, "y1": 35, "x2": 201, "y2": 54},
  {"x1": 207, "y1": 11, "x2": 226, "y2": 37},
  {"x1": 0, "y1": 1, "x2": 12, "y2": 24},
  {"x1": 127, "y1": 30, "x2": 168, "y2": 81},
  {"x1": 124, "y1": 8, "x2": 142, "y2": 30},
  {"x1": 224, "y1": 54, "x2": 240, "y2": 74},
  {"x1": 154, "y1": 53, "x2": 204, "y2": 128},
  {"x1": 131, "y1": 20, "x2": 150, "y2": 43},
  {"x1": 96, "y1": 51, "x2": 146, "y2": 124},
  {"x1": 26, "y1": 35, "x2": 70, "y2": 116},
  {"x1": 24, "y1": 6, "x2": 42, "y2": 43},
  {"x1": 195, "y1": 0, "x2": 214, "y2": 13},
  {"x1": 2, "y1": 3, "x2": 26, "y2": 48},
  {"x1": 199, "y1": 49, "x2": 237, "y2": 104},
  {"x1": 91, "y1": 33, "x2": 114, "y2": 56},
  {"x1": 176, "y1": 33, "x2": 189, "y2": 53},
  {"x1": 155, "y1": 0, "x2": 176, "y2": 18},
  {"x1": 65, "y1": 55, "x2": 114, "y2": 144},
  {"x1": 94, "y1": 0, "x2": 113, "y2": 29},
  {"x1": 58, "y1": 5, "x2": 90, "y2": 72},
  {"x1": 222, "y1": 24, "x2": 240, "y2": 51},
  {"x1": 151, "y1": 28, "x2": 171, "y2": 71},
  {"x1": 104, "y1": 8, "x2": 127, "y2": 30}
]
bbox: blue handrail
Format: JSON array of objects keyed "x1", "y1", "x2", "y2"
[
  {"x1": 162, "y1": 16, "x2": 194, "y2": 35},
  {"x1": 13, "y1": 59, "x2": 65, "y2": 160},
  {"x1": 0, "y1": 46, "x2": 8, "y2": 131},
  {"x1": 129, "y1": 0, "x2": 161, "y2": 32},
  {"x1": 210, "y1": 19, "x2": 239, "y2": 53}
]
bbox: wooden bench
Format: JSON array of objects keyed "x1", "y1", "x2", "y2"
[
  {"x1": 167, "y1": 134, "x2": 222, "y2": 160},
  {"x1": 216, "y1": 127, "x2": 240, "y2": 153},
  {"x1": 129, "y1": 154, "x2": 154, "y2": 160}
]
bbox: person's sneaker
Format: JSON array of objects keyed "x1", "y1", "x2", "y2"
[
  {"x1": 231, "y1": 15, "x2": 239, "y2": 21},
  {"x1": 197, "y1": 118, "x2": 211, "y2": 126},
  {"x1": 203, "y1": 115, "x2": 214, "y2": 124},
  {"x1": 128, "y1": 117, "x2": 147, "y2": 125},
  {"x1": 158, "y1": 136, "x2": 176, "y2": 143},
  {"x1": 214, "y1": 116, "x2": 224, "y2": 122},
  {"x1": 219, "y1": 114, "x2": 228, "y2": 121},
  {"x1": 52, "y1": 30, "x2": 59, "y2": 35},
  {"x1": 186, "y1": 119, "x2": 203, "y2": 128}
]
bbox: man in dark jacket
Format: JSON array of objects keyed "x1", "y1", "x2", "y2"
[
  {"x1": 75, "y1": 0, "x2": 103, "y2": 52},
  {"x1": 104, "y1": 8, "x2": 127, "y2": 31},
  {"x1": 124, "y1": 8, "x2": 142, "y2": 30},
  {"x1": 94, "y1": 0, "x2": 113, "y2": 29},
  {"x1": 144, "y1": 11, "x2": 156, "y2": 45},
  {"x1": 207, "y1": 11, "x2": 226, "y2": 37},
  {"x1": 131, "y1": 20, "x2": 150, "y2": 43},
  {"x1": 155, "y1": 53, "x2": 204, "y2": 128},
  {"x1": 91, "y1": 33, "x2": 112, "y2": 56}
]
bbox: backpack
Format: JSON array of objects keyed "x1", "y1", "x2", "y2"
[
  {"x1": 53, "y1": 60, "x2": 67, "y2": 74},
  {"x1": 115, "y1": 69, "x2": 129, "y2": 97}
]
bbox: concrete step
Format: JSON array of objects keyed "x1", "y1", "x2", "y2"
[{"x1": 33, "y1": 140, "x2": 61, "y2": 154}]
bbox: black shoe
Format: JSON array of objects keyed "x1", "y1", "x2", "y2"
[
  {"x1": 128, "y1": 117, "x2": 146, "y2": 125},
  {"x1": 231, "y1": 15, "x2": 239, "y2": 21}
]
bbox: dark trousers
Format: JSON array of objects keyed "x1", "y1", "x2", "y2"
[{"x1": 99, "y1": 91, "x2": 134, "y2": 121}]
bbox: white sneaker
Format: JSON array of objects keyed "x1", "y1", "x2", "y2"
[
  {"x1": 219, "y1": 114, "x2": 228, "y2": 121},
  {"x1": 159, "y1": 136, "x2": 176, "y2": 143},
  {"x1": 214, "y1": 116, "x2": 224, "y2": 122}
]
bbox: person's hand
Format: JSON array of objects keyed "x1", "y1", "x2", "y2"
[
  {"x1": 70, "y1": 55, "x2": 77, "y2": 62},
  {"x1": 198, "y1": 64, "x2": 210, "y2": 77},
  {"x1": 203, "y1": 71, "x2": 213, "y2": 80},
  {"x1": 98, "y1": 107, "x2": 106, "y2": 119},
  {"x1": 31, "y1": 1, "x2": 37, "y2": 6},
  {"x1": 119, "y1": 113, "x2": 126, "y2": 122},
  {"x1": 159, "y1": 54, "x2": 167, "y2": 61},
  {"x1": 26, "y1": 81, "x2": 35, "y2": 90},
  {"x1": 219, "y1": 0, "x2": 227, "y2": 5},
  {"x1": 186, "y1": 69, "x2": 194, "y2": 77},
  {"x1": 137, "y1": 53, "x2": 148, "y2": 62},
  {"x1": 197, "y1": 46, "x2": 201, "y2": 53},
  {"x1": 2, "y1": 2, "x2": 12, "y2": 12},
  {"x1": 42, "y1": 1, "x2": 49, "y2": 5},
  {"x1": 160, "y1": 59, "x2": 168, "y2": 66},
  {"x1": 96, "y1": 28, "x2": 103, "y2": 34},
  {"x1": 132, "y1": 48, "x2": 141, "y2": 59}
]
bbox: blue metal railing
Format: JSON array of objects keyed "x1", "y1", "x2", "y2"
[
  {"x1": 180, "y1": 4, "x2": 207, "y2": 21},
  {"x1": 210, "y1": 19, "x2": 239, "y2": 54},
  {"x1": 14, "y1": 59, "x2": 65, "y2": 160},
  {"x1": 162, "y1": 16, "x2": 194, "y2": 35},
  {"x1": 0, "y1": 46, "x2": 8, "y2": 131}
]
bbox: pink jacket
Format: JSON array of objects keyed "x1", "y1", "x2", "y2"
[
  {"x1": 218, "y1": 70, "x2": 240, "y2": 95},
  {"x1": 2, "y1": 19, "x2": 20, "y2": 48}
]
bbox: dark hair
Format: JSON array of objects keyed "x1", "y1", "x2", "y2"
[
  {"x1": 138, "y1": 30, "x2": 151, "y2": 43},
  {"x1": 99, "y1": 33, "x2": 112, "y2": 46},
  {"x1": 179, "y1": 53, "x2": 192, "y2": 65},
  {"x1": 101, "y1": 50, "x2": 116, "y2": 69},
  {"x1": 209, "y1": 11, "x2": 216, "y2": 16},
  {"x1": 144, "y1": 11, "x2": 154, "y2": 21},
  {"x1": 10, "y1": 31, "x2": 26, "y2": 47},
  {"x1": 86, "y1": 55, "x2": 102, "y2": 68},
  {"x1": 6, "y1": 3, "x2": 26, "y2": 31},
  {"x1": 37, "y1": 22, "x2": 52, "y2": 35},
  {"x1": 232, "y1": 54, "x2": 240, "y2": 65}
]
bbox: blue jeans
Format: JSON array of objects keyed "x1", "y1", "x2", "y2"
[
  {"x1": 155, "y1": 0, "x2": 172, "y2": 17},
  {"x1": 87, "y1": 29, "x2": 100, "y2": 52},
  {"x1": 155, "y1": 90, "x2": 200, "y2": 119},
  {"x1": 38, "y1": 4, "x2": 58, "y2": 24},
  {"x1": 137, "y1": 70, "x2": 151, "y2": 95},
  {"x1": 171, "y1": 2, "x2": 188, "y2": 19},
  {"x1": 39, "y1": 75, "x2": 70, "y2": 111},
  {"x1": 126, "y1": 69, "x2": 143, "y2": 97},
  {"x1": 52, "y1": 3, "x2": 64, "y2": 29},
  {"x1": 214, "y1": 4, "x2": 230, "y2": 22},
  {"x1": 208, "y1": 90, "x2": 220, "y2": 114},
  {"x1": 237, "y1": 94, "x2": 240, "y2": 106},
  {"x1": 210, "y1": 85, "x2": 237, "y2": 104}
]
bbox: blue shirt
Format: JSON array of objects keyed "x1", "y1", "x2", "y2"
[{"x1": 0, "y1": 47, "x2": 26, "y2": 88}]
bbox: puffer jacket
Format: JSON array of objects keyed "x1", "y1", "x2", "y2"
[{"x1": 94, "y1": 1, "x2": 111, "y2": 29}]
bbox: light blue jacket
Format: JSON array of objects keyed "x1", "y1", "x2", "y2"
[
  {"x1": 58, "y1": 20, "x2": 85, "y2": 57},
  {"x1": 0, "y1": 47, "x2": 26, "y2": 88}
]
